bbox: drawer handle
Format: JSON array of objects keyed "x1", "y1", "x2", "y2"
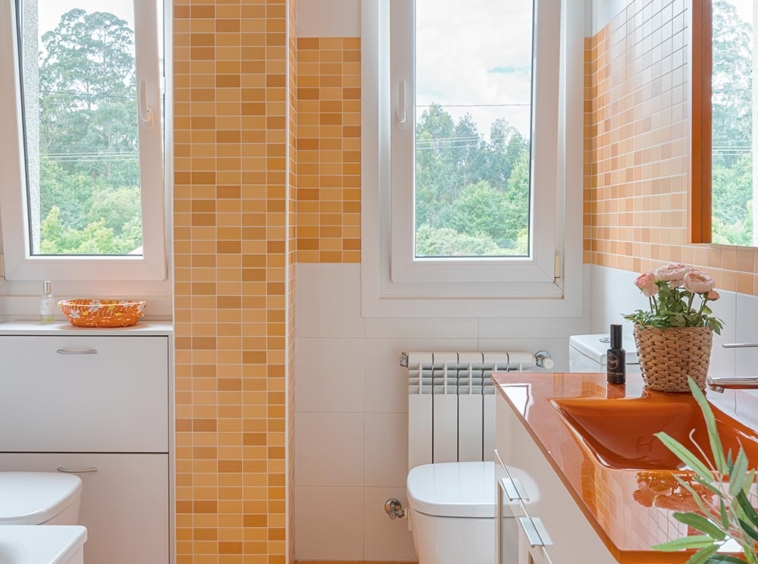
[
  {"x1": 57, "y1": 467, "x2": 98, "y2": 474},
  {"x1": 56, "y1": 349, "x2": 98, "y2": 355},
  {"x1": 518, "y1": 516, "x2": 552, "y2": 548}
]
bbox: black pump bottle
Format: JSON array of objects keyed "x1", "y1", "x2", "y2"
[{"x1": 607, "y1": 324, "x2": 626, "y2": 384}]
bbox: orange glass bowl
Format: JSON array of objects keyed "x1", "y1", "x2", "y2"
[{"x1": 58, "y1": 300, "x2": 146, "y2": 328}]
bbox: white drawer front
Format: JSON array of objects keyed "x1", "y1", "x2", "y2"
[
  {"x1": 0, "y1": 453, "x2": 169, "y2": 564},
  {"x1": 0, "y1": 336, "x2": 168, "y2": 452}
]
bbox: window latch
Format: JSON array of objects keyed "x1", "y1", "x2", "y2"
[{"x1": 396, "y1": 80, "x2": 408, "y2": 129}]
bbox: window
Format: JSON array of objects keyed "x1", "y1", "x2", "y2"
[
  {"x1": 361, "y1": 0, "x2": 585, "y2": 316},
  {"x1": 0, "y1": 0, "x2": 166, "y2": 280},
  {"x1": 709, "y1": 0, "x2": 754, "y2": 246}
]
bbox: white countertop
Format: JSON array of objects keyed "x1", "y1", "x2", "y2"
[
  {"x1": 0, "y1": 526, "x2": 87, "y2": 564},
  {"x1": 0, "y1": 321, "x2": 173, "y2": 336}
]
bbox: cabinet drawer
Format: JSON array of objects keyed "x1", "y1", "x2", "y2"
[
  {"x1": 0, "y1": 336, "x2": 168, "y2": 452},
  {"x1": 0, "y1": 452, "x2": 169, "y2": 564}
]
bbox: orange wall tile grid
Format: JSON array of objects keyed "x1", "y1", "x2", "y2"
[
  {"x1": 584, "y1": 0, "x2": 758, "y2": 295},
  {"x1": 173, "y1": 1, "x2": 294, "y2": 563},
  {"x1": 296, "y1": 37, "x2": 362, "y2": 263}
]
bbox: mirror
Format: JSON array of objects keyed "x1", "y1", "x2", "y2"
[{"x1": 694, "y1": 0, "x2": 756, "y2": 246}]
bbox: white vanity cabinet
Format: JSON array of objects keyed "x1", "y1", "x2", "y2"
[
  {"x1": 494, "y1": 394, "x2": 617, "y2": 564},
  {"x1": 0, "y1": 328, "x2": 172, "y2": 564}
]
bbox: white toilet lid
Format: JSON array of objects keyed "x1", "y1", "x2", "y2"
[
  {"x1": 0, "y1": 472, "x2": 82, "y2": 525},
  {"x1": 407, "y1": 461, "x2": 495, "y2": 518}
]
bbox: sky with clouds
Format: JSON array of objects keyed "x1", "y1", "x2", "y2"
[{"x1": 415, "y1": 0, "x2": 534, "y2": 141}]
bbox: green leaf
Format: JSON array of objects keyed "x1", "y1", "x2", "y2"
[
  {"x1": 688, "y1": 377, "x2": 728, "y2": 474},
  {"x1": 686, "y1": 545, "x2": 719, "y2": 564},
  {"x1": 736, "y1": 490, "x2": 758, "y2": 528},
  {"x1": 653, "y1": 535, "x2": 715, "y2": 552},
  {"x1": 673, "y1": 474, "x2": 719, "y2": 517},
  {"x1": 706, "y1": 556, "x2": 753, "y2": 564},
  {"x1": 738, "y1": 518, "x2": 758, "y2": 542},
  {"x1": 693, "y1": 476, "x2": 725, "y2": 497},
  {"x1": 729, "y1": 448, "x2": 748, "y2": 496},
  {"x1": 720, "y1": 499, "x2": 729, "y2": 529},
  {"x1": 655, "y1": 432, "x2": 715, "y2": 481},
  {"x1": 673, "y1": 512, "x2": 726, "y2": 540}
]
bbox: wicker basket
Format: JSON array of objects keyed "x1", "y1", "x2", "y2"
[
  {"x1": 58, "y1": 299, "x2": 146, "y2": 328},
  {"x1": 633, "y1": 325, "x2": 713, "y2": 393}
]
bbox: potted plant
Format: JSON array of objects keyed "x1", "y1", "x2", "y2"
[
  {"x1": 653, "y1": 377, "x2": 758, "y2": 563},
  {"x1": 626, "y1": 263, "x2": 723, "y2": 392}
]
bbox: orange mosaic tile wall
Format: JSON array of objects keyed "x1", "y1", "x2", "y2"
[
  {"x1": 296, "y1": 37, "x2": 362, "y2": 263},
  {"x1": 584, "y1": 0, "x2": 758, "y2": 295},
  {"x1": 173, "y1": 0, "x2": 293, "y2": 563}
]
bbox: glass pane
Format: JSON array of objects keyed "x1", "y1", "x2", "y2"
[
  {"x1": 18, "y1": 0, "x2": 144, "y2": 255},
  {"x1": 711, "y1": 0, "x2": 754, "y2": 246},
  {"x1": 414, "y1": 0, "x2": 534, "y2": 258}
]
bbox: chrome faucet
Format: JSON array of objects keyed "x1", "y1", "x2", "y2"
[{"x1": 707, "y1": 343, "x2": 758, "y2": 393}]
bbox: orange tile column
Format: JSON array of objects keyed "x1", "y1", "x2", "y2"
[{"x1": 173, "y1": 1, "x2": 294, "y2": 563}]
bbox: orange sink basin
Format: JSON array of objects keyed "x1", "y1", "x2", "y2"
[{"x1": 551, "y1": 394, "x2": 758, "y2": 470}]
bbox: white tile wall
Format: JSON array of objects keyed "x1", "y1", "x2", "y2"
[
  {"x1": 295, "y1": 263, "x2": 590, "y2": 561},
  {"x1": 296, "y1": 412, "x2": 364, "y2": 487},
  {"x1": 296, "y1": 338, "x2": 364, "y2": 413},
  {"x1": 296, "y1": 486, "x2": 364, "y2": 560}
]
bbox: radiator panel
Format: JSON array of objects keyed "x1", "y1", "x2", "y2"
[{"x1": 406, "y1": 351, "x2": 534, "y2": 470}]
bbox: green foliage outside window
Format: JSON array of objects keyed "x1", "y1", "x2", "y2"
[
  {"x1": 711, "y1": 0, "x2": 754, "y2": 246},
  {"x1": 35, "y1": 9, "x2": 143, "y2": 254},
  {"x1": 415, "y1": 104, "x2": 530, "y2": 257}
]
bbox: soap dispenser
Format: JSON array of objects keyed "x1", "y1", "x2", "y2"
[{"x1": 40, "y1": 281, "x2": 55, "y2": 324}]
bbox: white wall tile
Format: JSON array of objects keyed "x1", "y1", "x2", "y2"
[
  {"x1": 365, "y1": 317, "x2": 478, "y2": 339},
  {"x1": 364, "y1": 412, "x2": 408, "y2": 487},
  {"x1": 478, "y1": 316, "x2": 589, "y2": 340},
  {"x1": 296, "y1": 263, "x2": 364, "y2": 338},
  {"x1": 590, "y1": 265, "x2": 648, "y2": 336},
  {"x1": 709, "y1": 290, "x2": 737, "y2": 377},
  {"x1": 296, "y1": 338, "x2": 364, "y2": 413},
  {"x1": 296, "y1": 486, "x2": 364, "y2": 561},
  {"x1": 735, "y1": 292, "x2": 758, "y2": 377},
  {"x1": 297, "y1": 0, "x2": 361, "y2": 38},
  {"x1": 364, "y1": 338, "x2": 479, "y2": 413},
  {"x1": 363, "y1": 487, "x2": 417, "y2": 562},
  {"x1": 478, "y1": 338, "x2": 569, "y2": 372},
  {"x1": 296, "y1": 413, "x2": 364, "y2": 487}
]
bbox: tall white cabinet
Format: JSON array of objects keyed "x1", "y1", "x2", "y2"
[{"x1": 0, "y1": 322, "x2": 173, "y2": 564}]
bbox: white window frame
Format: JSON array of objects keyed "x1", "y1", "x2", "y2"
[
  {"x1": 0, "y1": 0, "x2": 167, "y2": 282},
  {"x1": 361, "y1": 0, "x2": 586, "y2": 317}
]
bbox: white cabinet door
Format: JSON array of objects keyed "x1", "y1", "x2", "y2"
[
  {"x1": 495, "y1": 395, "x2": 617, "y2": 564},
  {"x1": 0, "y1": 453, "x2": 170, "y2": 564},
  {"x1": 0, "y1": 336, "x2": 168, "y2": 452}
]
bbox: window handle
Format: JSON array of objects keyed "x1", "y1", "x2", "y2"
[
  {"x1": 138, "y1": 79, "x2": 155, "y2": 129},
  {"x1": 396, "y1": 80, "x2": 408, "y2": 129}
]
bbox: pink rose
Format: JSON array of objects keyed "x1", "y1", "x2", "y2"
[
  {"x1": 707, "y1": 290, "x2": 720, "y2": 301},
  {"x1": 684, "y1": 270, "x2": 716, "y2": 294},
  {"x1": 670, "y1": 279, "x2": 684, "y2": 288},
  {"x1": 634, "y1": 272, "x2": 658, "y2": 297},
  {"x1": 654, "y1": 262, "x2": 691, "y2": 282}
]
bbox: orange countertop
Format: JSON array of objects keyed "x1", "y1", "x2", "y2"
[{"x1": 493, "y1": 372, "x2": 758, "y2": 563}]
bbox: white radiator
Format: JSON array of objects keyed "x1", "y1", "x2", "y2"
[{"x1": 405, "y1": 351, "x2": 535, "y2": 470}]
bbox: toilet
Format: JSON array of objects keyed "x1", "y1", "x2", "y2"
[
  {"x1": 0, "y1": 472, "x2": 83, "y2": 525},
  {"x1": 405, "y1": 339, "x2": 641, "y2": 564},
  {"x1": 407, "y1": 461, "x2": 496, "y2": 564}
]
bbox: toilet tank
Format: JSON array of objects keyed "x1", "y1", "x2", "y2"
[{"x1": 569, "y1": 334, "x2": 640, "y2": 373}]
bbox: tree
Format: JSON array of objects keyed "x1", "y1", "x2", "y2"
[
  {"x1": 414, "y1": 104, "x2": 531, "y2": 256},
  {"x1": 35, "y1": 9, "x2": 143, "y2": 254}
]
